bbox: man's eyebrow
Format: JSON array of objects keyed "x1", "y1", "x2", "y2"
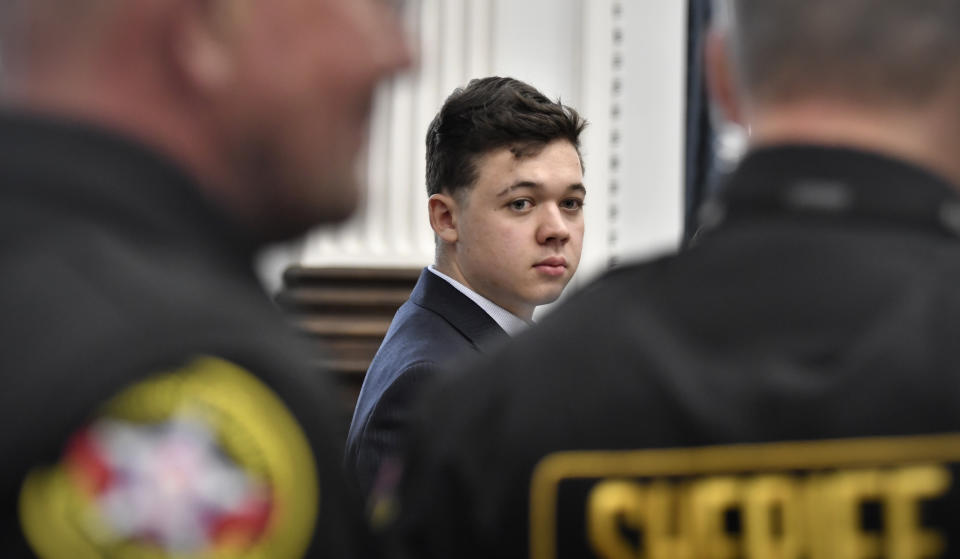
[
  {"x1": 495, "y1": 181, "x2": 587, "y2": 197},
  {"x1": 496, "y1": 181, "x2": 539, "y2": 197}
]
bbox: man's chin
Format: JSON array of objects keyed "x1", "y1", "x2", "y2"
[
  {"x1": 530, "y1": 289, "x2": 566, "y2": 308},
  {"x1": 315, "y1": 196, "x2": 359, "y2": 224},
  {"x1": 318, "y1": 176, "x2": 363, "y2": 222},
  {"x1": 257, "y1": 195, "x2": 359, "y2": 242},
  {"x1": 255, "y1": 218, "x2": 315, "y2": 244},
  {"x1": 297, "y1": 176, "x2": 362, "y2": 223}
]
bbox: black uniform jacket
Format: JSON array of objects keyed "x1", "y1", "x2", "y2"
[
  {"x1": 391, "y1": 146, "x2": 960, "y2": 559},
  {"x1": 0, "y1": 113, "x2": 370, "y2": 557},
  {"x1": 346, "y1": 269, "x2": 506, "y2": 497}
]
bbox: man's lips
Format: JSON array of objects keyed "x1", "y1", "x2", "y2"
[{"x1": 534, "y1": 257, "x2": 568, "y2": 277}]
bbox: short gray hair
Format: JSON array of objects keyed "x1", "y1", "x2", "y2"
[
  {"x1": 0, "y1": 0, "x2": 115, "y2": 76},
  {"x1": 716, "y1": 0, "x2": 960, "y2": 106},
  {"x1": 0, "y1": 2, "x2": 24, "y2": 74}
]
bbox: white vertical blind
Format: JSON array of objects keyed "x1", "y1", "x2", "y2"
[{"x1": 615, "y1": 0, "x2": 686, "y2": 262}]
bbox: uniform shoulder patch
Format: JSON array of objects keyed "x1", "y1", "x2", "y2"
[{"x1": 19, "y1": 356, "x2": 319, "y2": 559}]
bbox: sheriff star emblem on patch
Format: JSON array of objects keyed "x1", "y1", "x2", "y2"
[{"x1": 19, "y1": 357, "x2": 319, "y2": 559}]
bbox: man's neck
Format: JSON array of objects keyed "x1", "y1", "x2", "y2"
[
  {"x1": 747, "y1": 100, "x2": 960, "y2": 187},
  {"x1": 3, "y1": 65, "x2": 267, "y2": 232},
  {"x1": 432, "y1": 259, "x2": 534, "y2": 321}
]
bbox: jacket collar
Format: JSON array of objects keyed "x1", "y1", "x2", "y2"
[
  {"x1": 696, "y1": 145, "x2": 960, "y2": 240},
  {"x1": 409, "y1": 268, "x2": 509, "y2": 352}
]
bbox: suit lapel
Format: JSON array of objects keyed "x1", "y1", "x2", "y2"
[{"x1": 409, "y1": 269, "x2": 509, "y2": 352}]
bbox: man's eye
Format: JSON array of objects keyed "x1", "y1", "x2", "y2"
[
  {"x1": 561, "y1": 199, "x2": 584, "y2": 210},
  {"x1": 510, "y1": 199, "x2": 532, "y2": 211}
]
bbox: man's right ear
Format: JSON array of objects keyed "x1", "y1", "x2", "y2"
[
  {"x1": 168, "y1": 0, "x2": 241, "y2": 96},
  {"x1": 428, "y1": 193, "x2": 459, "y2": 243},
  {"x1": 705, "y1": 28, "x2": 744, "y2": 126}
]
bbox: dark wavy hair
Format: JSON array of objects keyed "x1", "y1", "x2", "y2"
[{"x1": 425, "y1": 76, "x2": 587, "y2": 198}]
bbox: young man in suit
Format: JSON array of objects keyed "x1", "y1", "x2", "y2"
[
  {"x1": 389, "y1": 1, "x2": 960, "y2": 557},
  {"x1": 346, "y1": 77, "x2": 588, "y2": 497}
]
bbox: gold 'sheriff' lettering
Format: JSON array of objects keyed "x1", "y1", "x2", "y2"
[
  {"x1": 587, "y1": 466, "x2": 948, "y2": 559},
  {"x1": 530, "y1": 434, "x2": 960, "y2": 559}
]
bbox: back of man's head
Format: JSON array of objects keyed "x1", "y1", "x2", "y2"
[
  {"x1": 711, "y1": 0, "x2": 960, "y2": 184},
  {"x1": 717, "y1": 0, "x2": 960, "y2": 109},
  {"x1": 425, "y1": 76, "x2": 586, "y2": 199},
  {"x1": 0, "y1": 0, "x2": 116, "y2": 80}
]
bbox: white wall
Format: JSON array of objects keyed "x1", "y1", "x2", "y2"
[
  {"x1": 613, "y1": 1, "x2": 687, "y2": 266},
  {"x1": 258, "y1": 0, "x2": 688, "y2": 296}
]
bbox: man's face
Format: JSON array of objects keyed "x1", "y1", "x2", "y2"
[
  {"x1": 219, "y1": 0, "x2": 412, "y2": 233},
  {"x1": 451, "y1": 139, "x2": 585, "y2": 320}
]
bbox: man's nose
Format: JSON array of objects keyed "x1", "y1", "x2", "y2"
[
  {"x1": 374, "y1": 2, "x2": 416, "y2": 75},
  {"x1": 536, "y1": 206, "x2": 570, "y2": 245}
]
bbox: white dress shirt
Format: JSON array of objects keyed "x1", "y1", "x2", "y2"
[{"x1": 428, "y1": 265, "x2": 531, "y2": 337}]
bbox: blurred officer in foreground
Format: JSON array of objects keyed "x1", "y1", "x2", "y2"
[
  {"x1": 346, "y1": 77, "x2": 587, "y2": 499},
  {"x1": 0, "y1": 0, "x2": 410, "y2": 557},
  {"x1": 389, "y1": 1, "x2": 960, "y2": 557}
]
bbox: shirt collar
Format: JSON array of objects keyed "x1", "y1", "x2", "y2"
[{"x1": 428, "y1": 265, "x2": 531, "y2": 337}]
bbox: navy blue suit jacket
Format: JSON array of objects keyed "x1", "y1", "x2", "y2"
[{"x1": 345, "y1": 268, "x2": 507, "y2": 496}]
